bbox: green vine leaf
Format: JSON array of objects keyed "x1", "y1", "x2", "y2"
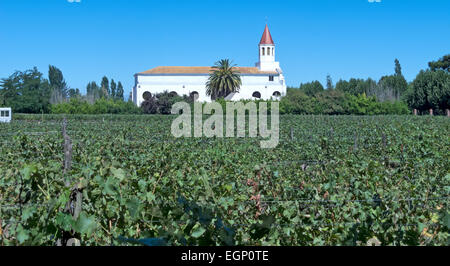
[{"x1": 73, "y1": 212, "x2": 97, "y2": 236}]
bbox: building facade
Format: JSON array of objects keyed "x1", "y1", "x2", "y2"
[{"x1": 133, "y1": 25, "x2": 286, "y2": 106}]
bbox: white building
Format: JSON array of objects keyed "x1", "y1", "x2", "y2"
[
  {"x1": 132, "y1": 24, "x2": 286, "y2": 106},
  {"x1": 0, "y1": 107, "x2": 12, "y2": 123}
]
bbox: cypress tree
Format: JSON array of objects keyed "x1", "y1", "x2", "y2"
[
  {"x1": 117, "y1": 81, "x2": 124, "y2": 101},
  {"x1": 110, "y1": 79, "x2": 117, "y2": 99},
  {"x1": 101, "y1": 76, "x2": 109, "y2": 98}
]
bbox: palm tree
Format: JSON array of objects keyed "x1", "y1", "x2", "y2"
[{"x1": 206, "y1": 59, "x2": 242, "y2": 100}]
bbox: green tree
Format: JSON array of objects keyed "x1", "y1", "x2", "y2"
[
  {"x1": 117, "y1": 82, "x2": 124, "y2": 101},
  {"x1": 68, "y1": 88, "x2": 81, "y2": 99},
  {"x1": 336, "y1": 78, "x2": 381, "y2": 99},
  {"x1": 377, "y1": 75, "x2": 407, "y2": 101},
  {"x1": 427, "y1": 70, "x2": 450, "y2": 112},
  {"x1": 395, "y1": 58, "x2": 402, "y2": 76},
  {"x1": 346, "y1": 93, "x2": 384, "y2": 115},
  {"x1": 314, "y1": 89, "x2": 348, "y2": 114},
  {"x1": 48, "y1": 65, "x2": 68, "y2": 104},
  {"x1": 101, "y1": 76, "x2": 109, "y2": 98},
  {"x1": 362, "y1": 60, "x2": 407, "y2": 101},
  {"x1": 299, "y1": 81, "x2": 324, "y2": 96},
  {"x1": 0, "y1": 67, "x2": 51, "y2": 113},
  {"x1": 110, "y1": 79, "x2": 117, "y2": 99},
  {"x1": 405, "y1": 69, "x2": 450, "y2": 113},
  {"x1": 428, "y1": 54, "x2": 450, "y2": 72},
  {"x1": 326, "y1": 74, "x2": 333, "y2": 90},
  {"x1": 336, "y1": 78, "x2": 365, "y2": 95},
  {"x1": 86, "y1": 81, "x2": 100, "y2": 103},
  {"x1": 280, "y1": 88, "x2": 316, "y2": 114},
  {"x1": 206, "y1": 59, "x2": 242, "y2": 100}
]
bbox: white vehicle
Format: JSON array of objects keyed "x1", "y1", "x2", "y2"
[{"x1": 0, "y1": 107, "x2": 12, "y2": 123}]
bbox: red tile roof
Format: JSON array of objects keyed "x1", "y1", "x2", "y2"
[{"x1": 137, "y1": 66, "x2": 277, "y2": 75}]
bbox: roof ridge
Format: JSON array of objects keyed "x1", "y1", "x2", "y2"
[{"x1": 137, "y1": 66, "x2": 278, "y2": 75}]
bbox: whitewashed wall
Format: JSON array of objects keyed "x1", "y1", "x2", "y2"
[
  {"x1": 133, "y1": 74, "x2": 286, "y2": 106},
  {"x1": 257, "y1": 44, "x2": 280, "y2": 71}
]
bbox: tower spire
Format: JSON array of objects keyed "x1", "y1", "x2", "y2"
[
  {"x1": 256, "y1": 24, "x2": 278, "y2": 71},
  {"x1": 259, "y1": 24, "x2": 274, "y2": 45}
]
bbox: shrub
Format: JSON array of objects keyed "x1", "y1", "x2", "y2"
[
  {"x1": 141, "y1": 91, "x2": 185, "y2": 114},
  {"x1": 280, "y1": 88, "x2": 409, "y2": 115},
  {"x1": 51, "y1": 98, "x2": 142, "y2": 114}
]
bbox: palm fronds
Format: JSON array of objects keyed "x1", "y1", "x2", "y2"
[{"x1": 206, "y1": 59, "x2": 242, "y2": 100}]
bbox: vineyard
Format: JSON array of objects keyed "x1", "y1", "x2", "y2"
[{"x1": 0, "y1": 114, "x2": 449, "y2": 246}]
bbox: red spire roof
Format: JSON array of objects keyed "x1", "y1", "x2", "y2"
[{"x1": 259, "y1": 24, "x2": 274, "y2": 45}]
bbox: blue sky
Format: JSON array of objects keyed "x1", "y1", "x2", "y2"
[{"x1": 1, "y1": 0, "x2": 449, "y2": 98}]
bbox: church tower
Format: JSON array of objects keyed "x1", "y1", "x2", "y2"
[{"x1": 256, "y1": 24, "x2": 280, "y2": 72}]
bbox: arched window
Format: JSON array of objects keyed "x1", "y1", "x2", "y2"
[
  {"x1": 190, "y1": 91, "x2": 199, "y2": 101},
  {"x1": 142, "y1": 91, "x2": 152, "y2": 100},
  {"x1": 252, "y1": 91, "x2": 261, "y2": 99},
  {"x1": 272, "y1": 48, "x2": 274, "y2": 55},
  {"x1": 262, "y1": 47, "x2": 265, "y2": 56},
  {"x1": 267, "y1": 48, "x2": 270, "y2": 56}
]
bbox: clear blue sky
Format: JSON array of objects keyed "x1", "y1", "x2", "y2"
[{"x1": 1, "y1": 0, "x2": 449, "y2": 98}]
